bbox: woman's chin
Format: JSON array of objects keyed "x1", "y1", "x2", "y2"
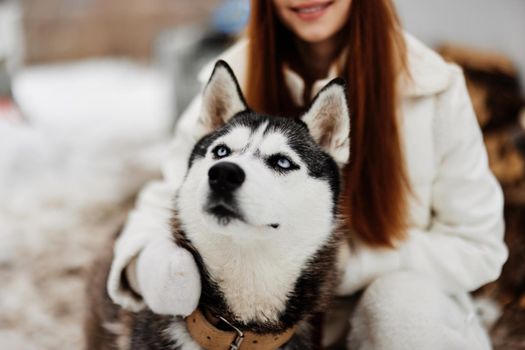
[
  {"x1": 299, "y1": 33, "x2": 334, "y2": 44},
  {"x1": 294, "y1": 26, "x2": 337, "y2": 44}
]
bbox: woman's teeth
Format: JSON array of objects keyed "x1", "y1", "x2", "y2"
[{"x1": 296, "y1": 5, "x2": 325, "y2": 13}]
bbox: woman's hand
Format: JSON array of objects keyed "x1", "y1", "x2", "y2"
[{"x1": 132, "y1": 236, "x2": 201, "y2": 316}]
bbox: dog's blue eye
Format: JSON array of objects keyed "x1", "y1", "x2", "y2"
[
  {"x1": 277, "y1": 157, "x2": 291, "y2": 169},
  {"x1": 267, "y1": 154, "x2": 298, "y2": 173},
  {"x1": 217, "y1": 147, "x2": 228, "y2": 157},
  {"x1": 212, "y1": 145, "x2": 231, "y2": 159}
]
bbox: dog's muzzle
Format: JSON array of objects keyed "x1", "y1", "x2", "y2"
[{"x1": 206, "y1": 162, "x2": 245, "y2": 223}]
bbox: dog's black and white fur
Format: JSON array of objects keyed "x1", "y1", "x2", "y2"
[{"x1": 86, "y1": 60, "x2": 351, "y2": 350}]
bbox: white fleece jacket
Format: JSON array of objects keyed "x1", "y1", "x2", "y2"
[{"x1": 107, "y1": 33, "x2": 508, "y2": 312}]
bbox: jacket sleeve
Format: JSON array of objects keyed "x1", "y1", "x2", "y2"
[
  {"x1": 337, "y1": 71, "x2": 508, "y2": 295},
  {"x1": 107, "y1": 95, "x2": 203, "y2": 311}
]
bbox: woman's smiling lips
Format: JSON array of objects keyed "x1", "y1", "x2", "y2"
[{"x1": 289, "y1": 1, "x2": 335, "y2": 21}]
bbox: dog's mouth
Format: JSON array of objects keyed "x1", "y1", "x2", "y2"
[
  {"x1": 205, "y1": 201, "x2": 242, "y2": 225},
  {"x1": 204, "y1": 200, "x2": 280, "y2": 230}
]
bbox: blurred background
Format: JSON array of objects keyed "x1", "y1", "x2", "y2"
[{"x1": 0, "y1": 0, "x2": 524, "y2": 349}]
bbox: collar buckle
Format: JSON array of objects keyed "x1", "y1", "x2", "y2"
[
  {"x1": 218, "y1": 315, "x2": 245, "y2": 350},
  {"x1": 229, "y1": 335, "x2": 245, "y2": 350}
]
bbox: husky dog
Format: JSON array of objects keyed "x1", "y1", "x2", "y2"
[{"x1": 86, "y1": 60, "x2": 350, "y2": 350}]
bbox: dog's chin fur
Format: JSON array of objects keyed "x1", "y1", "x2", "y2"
[
  {"x1": 200, "y1": 214, "x2": 276, "y2": 244},
  {"x1": 176, "y1": 213, "x2": 340, "y2": 319},
  {"x1": 172, "y1": 210, "x2": 343, "y2": 338}
]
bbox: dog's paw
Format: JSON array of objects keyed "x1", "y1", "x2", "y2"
[{"x1": 137, "y1": 236, "x2": 201, "y2": 316}]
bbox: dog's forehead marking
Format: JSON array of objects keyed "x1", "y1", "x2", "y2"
[
  {"x1": 213, "y1": 121, "x2": 271, "y2": 153},
  {"x1": 241, "y1": 122, "x2": 297, "y2": 158},
  {"x1": 258, "y1": 132, "x2": 295, "y2": 157},
  {"x1": 244, "y1": 121, "x2": 270, "y2": 153},
  {"x1": 215, "y1": 126, "x2": 251, "y2": 150}
]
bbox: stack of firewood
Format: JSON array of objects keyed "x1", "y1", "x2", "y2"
[{"x1": 439, "y1": 44, "x2": 525, "y2": 350}]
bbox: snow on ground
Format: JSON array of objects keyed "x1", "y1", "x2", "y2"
[{"x1": 0, "y1": 60, "x2": 173, "y2": 349}]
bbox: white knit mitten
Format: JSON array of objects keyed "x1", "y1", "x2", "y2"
[{"x1": 134, "y1": 236, "x2": 201, "y2": 316}]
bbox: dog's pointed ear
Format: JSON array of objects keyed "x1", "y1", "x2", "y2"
[
  {"x1": 197, "y1": 60, "x2": 248, "y2": 137},
  {"x1": 301, "y1": 78, "x2": 350, "y2": 166}
]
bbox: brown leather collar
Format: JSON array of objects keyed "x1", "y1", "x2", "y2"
[{"x1": 186, "y1": 309, "x2": 297, "y2": 350}]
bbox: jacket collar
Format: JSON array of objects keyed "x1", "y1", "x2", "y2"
[
  {"x1": 399, "y1": 32, "x2": 454, "y2": 97},
  {"x1": 198, "y1": 32, "x2": 454, "y2": 104}
]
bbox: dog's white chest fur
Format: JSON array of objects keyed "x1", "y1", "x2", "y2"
[{"x1": 190, "y1": 230, "x2": 330, "y2": 323}]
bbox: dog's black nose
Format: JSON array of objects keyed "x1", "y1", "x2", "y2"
[{"x1": 208, "y1": 162, "x2": 245, "y2": 193}]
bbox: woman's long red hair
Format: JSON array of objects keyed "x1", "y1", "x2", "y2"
[{"x1": 245, "y1": 0, "x2": 410, "y2": 247}]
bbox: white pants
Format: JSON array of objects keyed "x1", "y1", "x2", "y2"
[{"x1": 324, "y1": 271, "x2": 492, "y2": 350}]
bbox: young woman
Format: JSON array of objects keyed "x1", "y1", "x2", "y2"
[{"x1": 107, "y1": 0, "x2": 507, "y2": 348}]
